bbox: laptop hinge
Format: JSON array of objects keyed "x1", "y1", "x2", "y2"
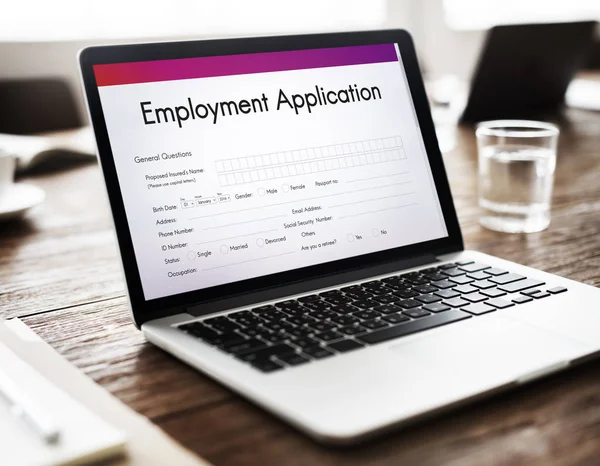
[{"x1": 187, "y1": 253, "x2": 438, "y2": 318}]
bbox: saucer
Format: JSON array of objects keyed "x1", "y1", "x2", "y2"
[{"x1": 0, "y1": 183, "x2": 46, "y2": 221}]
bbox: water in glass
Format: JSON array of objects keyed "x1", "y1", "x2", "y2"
[{"x1": 479, "y1": 144, "x2": 555, "y2": 233}]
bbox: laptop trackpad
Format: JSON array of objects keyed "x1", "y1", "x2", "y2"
[{"x1": 388, "y1": 315, "x2": 586, "y2": 386}]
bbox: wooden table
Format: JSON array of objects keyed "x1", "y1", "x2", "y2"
[{"x1": 2, "y1": 109, "x2": 600, "y2": 466}]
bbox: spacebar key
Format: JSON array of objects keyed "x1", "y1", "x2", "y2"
[{"x1": 357, "y1": 310, "x2": 472, "y2": 345}]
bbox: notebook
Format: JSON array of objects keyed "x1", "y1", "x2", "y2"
[
  {"x1": 0, "y1": 340, "x2": 127, "y2": 466},
  {"x1": 0, "y1": 319, "x2": 210, "y2": 466}
]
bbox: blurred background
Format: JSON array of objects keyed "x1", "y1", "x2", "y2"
[{"x1": 1, "y1": 0, "x2": 599, "y2": 133}]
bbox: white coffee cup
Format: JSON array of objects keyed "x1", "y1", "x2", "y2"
[{"x1": 0, "y1": 150, "x2": 17, "y2": 200}]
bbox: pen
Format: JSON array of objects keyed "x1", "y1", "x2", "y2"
[{"x1": 0, "y1": 368, "x2": 61, "y2": 444}]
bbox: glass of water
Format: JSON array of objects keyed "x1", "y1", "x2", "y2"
[{"x1": 476, "y1": 120, "x2": 559, "y2": 233}]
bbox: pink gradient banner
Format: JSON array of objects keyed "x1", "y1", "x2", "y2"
[{"x1": 94, "y1": 44, "x2": 398, "y2": 87}]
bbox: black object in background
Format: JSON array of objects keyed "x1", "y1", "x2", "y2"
[
  {"x1": 460, "y1": 21, "x2": 597, "y2": 123},
  {"x1": 0, "y1": 78, "x2": 82, "y2": 134}
]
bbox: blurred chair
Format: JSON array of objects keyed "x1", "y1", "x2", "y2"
[{"x1": 0, "y1": 78, "x2": 82, "y2": 134}]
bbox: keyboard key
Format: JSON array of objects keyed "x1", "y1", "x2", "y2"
[
  {"x1": 484, "y1": 268, "x2": 508, "y2": 276},
  {"x1": 352, "y1": 299, "x2": 378, "y2": 310},
  {"x1": 275, "y1": 300, "x2": 303, "y2": 310},
  {"x1": 259, "y1": 310, "x2": 288, "y2": 322},
  {"x1": 489, "y1": 273, "x2": 526, "y2": 285},
  {"x1": 512, "y1": 295, "x2": 533, "y2": 304},
  {"x1": 532, "y1": 291, "x2": 550, "y2": 298},
  {"x1": 307, "y1": 321, "x2": 336, "y2": 332},
  {"x1": 343, "y1": 290, "x2": 374, "y2": 300},
  {"x1": 286, "y1": 315, "x2": 313, "y2": 326},
  {"x1": 472, "y1": 280, "x2": 496, "y2": 290},
  {"x1": 238, "y1": 327, "x2": 262, "y2": 338},
  {"x1": 438, "y1": 263, "x2": 457, "y2": 270},
  {"x1": 223, "y1": 338, "x2": 266, "y2": 354},
  {"x1": 434, "y1": 288, "x2": 460, "y2": 299},
  {"x1": 237, "y1": 343, "x2": 297, "y2": 362},
  {"x1": 463, "y1": 292, "x2": 489, "y2": 303},
  {"x1": 431, "y1": 280, "x2": 457, "y2": 289},
  {"x1": 353, "y1": 310, "x2": 381, "y2": 320},
  {"x1": 319, "y1": 290, "x2": 343, "y2": 299},
  {"x1": 260, "y1": 332, "x2": 287, "y2": 344},
  {"x1": 442, "y1": 268, "x2": 465, "y2": 277},
  {"x1": 423, "y1": 273, "x2": 448, "y2": 282},
  {"x1": 299, "y1": 294, "x2": 321, "y2": 302},
  {"x1": 498, "y1": 279, "x2": 545, "y2": 293},
  {"x1": 252, "y1": 305, "x2": 278, "y2": 313},
  {"x1": 383, "y1": 282, "x2": 411, "y2": 292},
  {"x1": 397, "y1": 299, "x2": 422, "y2": 309},
  {"x1": 444, "y1": 297, "x2": 470, "y2": 308},
  {"x1": 382, "y1": 313, "x2": 410, "y2": 324},
  {"x1": 522, "y1": 289, "x2": 543, "y2": 297},
  {"x1": 381, "y1": 276, "x2": 404, "y2": 285},
  {"x1": 423, "y1": 303, "x2": 451, "y2": 313},
  {"x1": 228, "y1": 310, "x2": 253, "y2": 321},
  {"x1": 362, "y1": 319, "x2": 389, "y2": 330},
  {"x1": 276, "y1": 353, "x2": 309, "y2": 366},
  {"x1": 373, "y1": 294, "x2": 398, "y2": 305},
  {"x1": 338, "y1": 325, "x2": 367, "y2": 336},
  {"x1": 327, "y1": 339, "x2": 365, "y2": 353},
  {"x1": 302, "y1": 300, "x2": 331, "y2": 311},
  {"x1": 456, "y1": 260, "x2": 474, "y2": 266},
  {"x1": 481, "y1": 288, "x2": 506, "y2": 298},
  {"x1": 206, "y1": 321, "x2": 241, "y2": 334},
  {"x1": 341, "y1": 285, "x2": 362, "y2": 293},
  {"x1": 322, "y1": 296, "x2": 353, "y2": 306},
  {"x1": 449, "y1": 275, "x2": 474, "y2": 285},
  {"x1": 330, "y1": 315, "x2": 359, "y2": 326},
  {"x1": 467, "y1": 271, "x2": 490, "y2": 280},
  {"x1": 403, "y1": 308, "x2": 431, "y2": 318},
  {"x1": 302, "y1": 346, "x2": 335, "y2": 359},
  {"x1": 453, "y1": 284, "x2": 479, "y2": 294},
  {"x1": 285, "y1": 327, "x2": 312, "y2": 338},
  {"x1": 366, "y1": 286, "x2": 392, "y2": 296},
  {"x1": 309, "y1": 310, "x2": 338, "y2": 320},
  {"x1": 486, "y1": 298, "x2": 514, "y2": 309},
  {"x1": 334, "y1": 304, "x2": 360, "y2": 315},
  {"x1": 413, "y1": 285, "x2": 438, "y2": 294},
  {"x1": 259, "y1": 321, "x2": 284, "y2": 332},
  {"x1": 315, "y1": 330, "x2": 344, "y2": 342},
  {"x1": 281, "y1": 307, "x2": 308, "y2": 317},
  {"x1": 251, "y1": 359, "x2": 284, "y2": 373},
  {"x1": 393, "y1": 289, "x2": 420, "y2": 299},
  {"x1": 415, "y1": 294, "x2": 442, "y2": 304},
  {"x1": 462, "y1": 302, "x2": 496, "y2": 315},
  {"x1": 373, "y1": 304, "x2": 403, "y2": 315},
  {"x1": 548, "y1": 286, "x2": 567, "y2": 294},
  {"x1": 357, "y1": 310, "x2": 471, "y2": 345},
  {"x1": 290, "y1": 336, "x2": 320, "y2": 348},
  {"x1": 403, "y1": 276, "x2": 430, "y2": 285},
  {"x1": 458, "y1": 262, "x2": 490, "y2": 273}
]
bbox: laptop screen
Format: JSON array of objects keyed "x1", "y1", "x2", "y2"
[{"x1": 93, "y1": 43, "x2": 448, "y2": 301}]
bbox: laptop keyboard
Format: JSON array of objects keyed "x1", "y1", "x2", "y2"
[{"x1": 177, "y1": 261, "x2": 568, "y2": 373}]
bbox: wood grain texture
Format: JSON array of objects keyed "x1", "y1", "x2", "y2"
[{"x1": 2, "y1": 108, "x2": 600, "y2": 465}]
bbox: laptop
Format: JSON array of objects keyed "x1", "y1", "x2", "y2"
[
  {"x1": 79, "y1": 30, "x2": 600, "y2": 444},
  {"x1": 460, "y1": 21, "x2": 597, "y2": 123}
]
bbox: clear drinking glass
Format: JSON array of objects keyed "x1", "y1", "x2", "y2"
[{"x1": 476, "y1": 120, "x2": 559, "y2": 233}]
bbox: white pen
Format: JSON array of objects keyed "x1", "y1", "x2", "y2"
[{"x1": 0, "y1": 368, "x2": 61, "y2": 444}]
